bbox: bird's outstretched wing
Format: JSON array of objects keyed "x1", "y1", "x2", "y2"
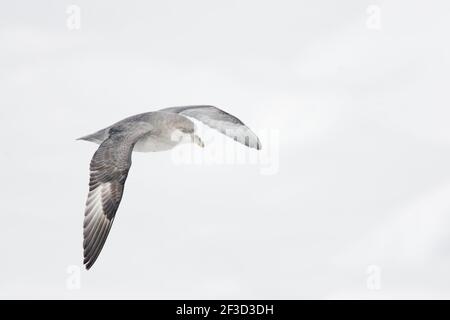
[
  {"x1": 159, "y1": 105, "x2": 261, "y2": 149},
  {"x1": 83, "y1": 126, "x2": 149, "y2": 269}
]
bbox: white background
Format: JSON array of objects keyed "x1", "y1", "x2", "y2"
[{"x1": 1, "y1": 0, "x2": 450, "y2": 299}]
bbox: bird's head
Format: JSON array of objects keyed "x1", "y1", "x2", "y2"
[{"x1": 171, "y1": 121, "x2": 204, "y2": 148}]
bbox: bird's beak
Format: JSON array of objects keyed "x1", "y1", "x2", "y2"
[{"x1": 191, "y1": 134, "x2": 205, "y2": 148}]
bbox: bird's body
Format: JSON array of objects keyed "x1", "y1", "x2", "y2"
[
  {"x1": 79, "y1": 111, "x2": 198, "y2": 152},
  {"x1": 78, "y1": 105, "x2": 261, "y2": 269}
]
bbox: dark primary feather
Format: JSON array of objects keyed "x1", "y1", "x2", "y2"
[
  {"x1": 83, "y1": 125, "x2": 151, "y2": 269},
  {"x1": 159, "y1": 105, "x2": 262, "y2": 150}
]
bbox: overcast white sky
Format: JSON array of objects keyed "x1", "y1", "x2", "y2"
[{"x1": 1, "y1": 0, "x2": 450, "y2": 299}]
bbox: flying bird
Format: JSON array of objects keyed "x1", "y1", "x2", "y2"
[{"x1": 78, "y1": 105, "x2": 261, "y2": 269}]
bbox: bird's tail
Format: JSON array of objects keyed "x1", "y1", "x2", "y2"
[{"x1": 77, "y1": 128, "x2": 109, "y2": 144}]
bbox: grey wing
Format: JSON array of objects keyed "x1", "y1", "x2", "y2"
[
  {"x1": 83, "y1": 131, "x2": 143, "y2": 269},
  {"x1": 159, "y1": 105, "x2": 261, "y2": 150}
]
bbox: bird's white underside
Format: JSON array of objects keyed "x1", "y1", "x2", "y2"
[{"x1": 133, "y1": 129, "x2": 187, "y2": 152}]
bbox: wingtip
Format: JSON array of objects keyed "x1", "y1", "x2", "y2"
[
  {"x1": 83, "y1": 257, "x2": 94, "y2": 270},
  {"x1": 83, "y1": 250, "x2": 94, "y2": 270}
]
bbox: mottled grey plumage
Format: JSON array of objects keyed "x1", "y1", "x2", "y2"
[{"x1": 79, "y1": 106, "x2": 260, "y2": 269}]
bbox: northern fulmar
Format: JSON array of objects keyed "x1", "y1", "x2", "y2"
[{"x1": 78, "y1": 105, "x2": 261, "y2": 269}]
